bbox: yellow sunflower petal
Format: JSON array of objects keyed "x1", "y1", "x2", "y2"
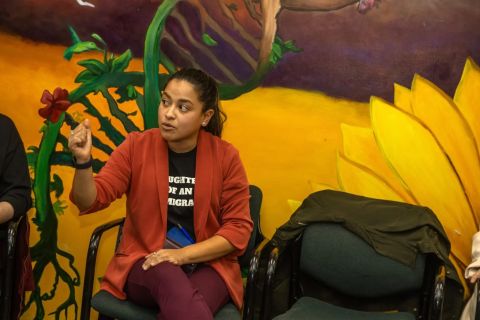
[
  {"x1": 337, "y1": 153, "x2": 406, "y2": 202},
  {"x1": 371, "y1": 96, "x2": 476, "y2": 266},
  {"x1": 454, "y1": 58, "x2": 480, "y2": 158},
  {"x1": 309, "y1": 182, "x2": 338, "y2": 192},
  {"x1": 394, "y1": 83, "x2": 413, "y2": 114},
  {"x1": 411, "y1": 75, "x2": 480, "y2": 227},
  {"x1": 287, "y1": 199, "x2": 302, "y2": 212},
  {"x1": 341, "y1": 123, "x2": 415, "y2": 203}
]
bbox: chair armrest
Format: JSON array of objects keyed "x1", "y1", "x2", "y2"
[
  {"x1": 429, "y1": 264, "x2": 445, "y2": 320},
  {"x1": 6, "y1": 216, "x2": 22, "y2": 258},
  {"x1": 1, "y1": 216, "x2": 23, "y2": 320},
  {"x1": 80, "y1": 218, "x2": 125, "y2": 320},
  {"x1": 244, "y1": 238, "x2": 270, "y2": 320},
  {"x1": 260, "y1": 234, "x2": 303, "y2": 320},
  {"x1": 260, "y1": 241, "x2": 281, "y2": 320}
]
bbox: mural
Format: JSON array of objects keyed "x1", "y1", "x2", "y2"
[{"x1": 0, "y1": 0, "x2": 479, "y2": 318}]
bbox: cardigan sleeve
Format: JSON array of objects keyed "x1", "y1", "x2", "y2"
[
  {"x1": 215, "y1": 146, "x2": 253, "y2": 255},
  {"x1": 0, "y1": 115, "x2": 32, "y2": 220},
  {"x1": 72, "y1": 132, "x2": 135, "y2": 215}
]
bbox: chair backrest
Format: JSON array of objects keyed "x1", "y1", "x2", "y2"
[
  {"x1": 299, "y1": 223, "x2": 426, "y2": 298},
  {"x1": 238, "y1": 185, "x2": 263, "y2": 267}
]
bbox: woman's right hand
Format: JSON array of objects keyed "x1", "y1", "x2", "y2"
[{"x1": 69, "y1": 119, "x2": 92, "y2": 163}]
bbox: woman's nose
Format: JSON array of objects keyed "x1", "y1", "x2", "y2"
[{"x1": 164, "y1": 105, "x2": 176, "y2": 119}]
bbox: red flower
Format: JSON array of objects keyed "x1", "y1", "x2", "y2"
[{"x1": 38, "y1": 88, "x2": 71, "y2": 123}]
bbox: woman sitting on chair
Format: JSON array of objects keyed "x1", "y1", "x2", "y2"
[{"x1": 69, "y1": 68, "x2": 253, "y2": 320}]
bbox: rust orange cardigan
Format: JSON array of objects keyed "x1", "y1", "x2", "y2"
[{"x1": 75, "y1": 129, "x2": 253, "y2": 309}]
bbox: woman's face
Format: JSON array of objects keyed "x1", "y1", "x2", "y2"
[{"x1": 158, "y1": 79, "x2": 213, "y2": 152}]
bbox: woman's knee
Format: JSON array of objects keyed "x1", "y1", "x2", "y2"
[{"x1": 145, "y1": 261, "x2": 188, "y2": 290}]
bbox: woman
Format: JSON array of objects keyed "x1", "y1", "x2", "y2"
[
  {"x1": 69, "y1": 69, "x2": 253, "y2": 319},
  {"x1": 461, "y1": 232, "x2": 480, "y2": 319}
]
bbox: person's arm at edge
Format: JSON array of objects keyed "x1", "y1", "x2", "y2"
[{"x1": 0, "y1": 117, "x2": 32, "y2": 224}]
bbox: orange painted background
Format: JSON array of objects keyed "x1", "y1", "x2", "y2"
[{"x1": 1, "y1": 1, "x2": 479, "y2": 318}]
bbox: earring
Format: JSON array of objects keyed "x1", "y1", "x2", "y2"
[{"x1": 202, "y1": 122, "x2": 207, "y2": 127}]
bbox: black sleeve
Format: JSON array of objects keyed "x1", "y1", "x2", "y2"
[{"x1": 0, "y1": 115, "x2": 32, "y2": 220}]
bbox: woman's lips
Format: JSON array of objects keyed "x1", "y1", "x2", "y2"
[{"x1": 161, "y1": 122, "x2": 175, "y2": 130}]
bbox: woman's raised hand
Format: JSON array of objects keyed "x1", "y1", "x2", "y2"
[{"x1": 68, "y1": 119, "x2": 92, "y2": 163}]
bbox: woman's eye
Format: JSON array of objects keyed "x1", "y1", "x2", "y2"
[
  {"x1": 179, "y1": 104, "x2": 189, "y2": 112},
  {"x1": 161, "y1": 99, "x2": 171, "y2": 106}
]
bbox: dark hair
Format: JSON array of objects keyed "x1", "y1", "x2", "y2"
[{"x1": 164, "y1": 68, "x2": 226, "y2": 137}]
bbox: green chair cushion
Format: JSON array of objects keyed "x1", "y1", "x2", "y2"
[
  {"x1": 91, "y1": 290, "x2": 240, "y2": 319},
  {"x1": 300, "y1": 223, "x2": 425, "y2": 298},
  {"x1": 91, "y1": 290, "x2": 157, "y2": 320},
  {"x1": 214, "y1": 302, "x2": 241, "y2": 319},
  {"x1": 273, "y1": 297, "x2": 416, "y2": 320}
]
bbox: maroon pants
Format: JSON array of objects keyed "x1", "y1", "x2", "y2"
[{"x1": 125, "y1": 259, "x2": 230, "y2": 320}]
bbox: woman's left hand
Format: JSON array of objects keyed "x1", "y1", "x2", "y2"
[{"x1": 142, "y1": 248, "x2": 188, "y2": 270}]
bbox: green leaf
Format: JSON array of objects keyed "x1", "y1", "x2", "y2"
[
  {"x1": 91, "y1": 33, "x2": 107, "y2": 48},
  {"x1": 68, "y1": 25, "x2": 81, "y2": 44},
  {"x1": 115, "y1": 84, "x2": 138, "y2": 103},
  {"x1": 127, "y1": 85, "x2": 137, "y2": 98},
  {"x1": 64, "y1": 41, "x2": 102, "y2": 60},
  {"x1": 50, "y1": 174, "x2": 64, "y2": 198},
  {"x1": 72, "y1": 41, "x2": 101, "y2": 54},
  {"x1": 201, "y1": 33, "x2": 218, "y2": 46},
  {"x1": 75, "y1": 70, "x2": 95, "y2": 83},
  {"x1": 39, "y1": 124, "x2": 47, "y2": 134},
  {"x1": 77, "y1": 59, "x2": 107, "y2": 75},
  {"x1": 75, "y1": 70, "x2": 97, "y2": 83},
  {"x1": 284, "y1": 41, "x2": 301, "y2": 53},
  {"x1": 268, "y1": 36, "x2": 302, "y2": 65},
  {"x1": 269, "y1": 42, "x2": 281, "y2": 64},
  {"x1": 111, "y1": 49, "x2": 132, "y2": 72},
  {"x1": 52, "y1": 200, "x2": 68, "y2": 216}
]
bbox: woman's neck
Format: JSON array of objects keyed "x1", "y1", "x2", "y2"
[{"x1": 167, "y1": 139, "x2": 197, "y2": 153}]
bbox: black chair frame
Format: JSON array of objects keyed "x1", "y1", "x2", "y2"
[{"x1": 0, "y1": 216, "x2": 23, "y2": 320}]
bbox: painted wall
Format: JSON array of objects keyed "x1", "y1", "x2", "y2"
[{"x1": 0, "y1": 0, "x2": 479, "y2": 318}]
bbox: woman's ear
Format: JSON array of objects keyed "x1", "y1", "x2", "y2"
[{"x1": 202, "y1": 109, "x2": 214, "y2": 126}]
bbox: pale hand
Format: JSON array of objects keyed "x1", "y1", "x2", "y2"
[
  {"x1": 142, "y1": 248, "x2": 188, "y2": 270},
  {"x1": 469, "y1": 270, "x2": 480, "y2": 284},
  {"x1": 68, "y1": 119, "x2": 92, "y2": 163}
]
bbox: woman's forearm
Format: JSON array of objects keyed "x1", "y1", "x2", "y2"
[
  {"x1": 0, "y1": 201, "x2": 14, "y2": 224},
  {"x1": 182, "y1": 235, "x2": 235, "y2": 264},
  {"x1": 71, "y1": 167, "x2": 97, "y2": 211}
]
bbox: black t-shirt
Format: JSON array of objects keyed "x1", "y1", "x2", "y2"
[{"x1": 167, "y1": 147, "x2": 196, "y2": 241}]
